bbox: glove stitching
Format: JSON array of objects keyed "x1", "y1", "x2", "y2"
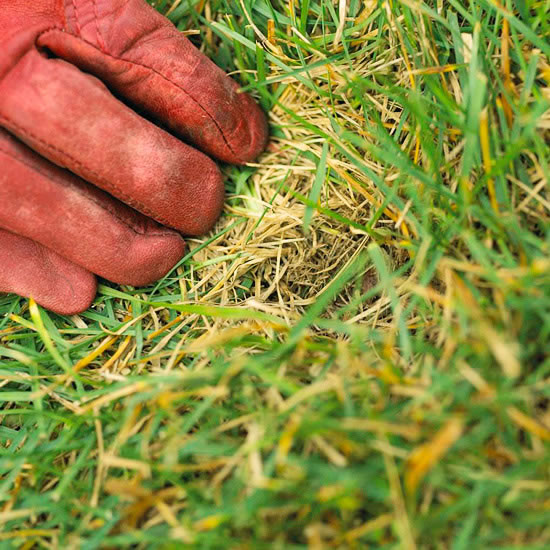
[
  {"x1": 92, "y1": 0, "x2": 107, "y2": 53},
  {"x1": 71, "y1": 0, "x2": 82, "y2": 35},
  {"x1": 0, "y1": 143, "x2": 175, "y2": 238},
  {"x1": 38, "y1": 28, "x2": 242, "y2": 162},
  {"x1": 0, "y1": 134, "x2": 176, "y2": 234}
]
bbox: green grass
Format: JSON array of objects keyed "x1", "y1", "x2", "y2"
[{"x1": 1, "y1": 0, "x2": 549, "y2": 547}]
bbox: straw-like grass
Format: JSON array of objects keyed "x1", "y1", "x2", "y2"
[{"x1": 1, "y1": 0, "x2": 549, "y2": 547}]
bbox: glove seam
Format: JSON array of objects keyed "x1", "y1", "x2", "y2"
[
  {"x1": 0, "y1": 113, "x2": 172, "y2": 226},
  {"x1": 71, "y1": 0, "x2": 82, "y2": 35},
  {"x1": 92, "y1": 0, "x2": 107, "y2": 53},
  {"x1": 0, "y1": 141, "x2": 178, "y2": 238},
  {"x1": 37, "y1": 28, "x2": 242, "y2": 162}
]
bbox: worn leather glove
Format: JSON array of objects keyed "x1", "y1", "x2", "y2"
[{"x1": 0, "y1": 0, "x2": 267, "y2": 314}]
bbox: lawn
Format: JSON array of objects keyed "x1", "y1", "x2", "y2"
[{"x1": 1, "y1": 0, "x2": 549, "y2": 547}]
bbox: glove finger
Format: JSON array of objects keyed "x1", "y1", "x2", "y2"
[
  {"x1": 0, "y1": 50, "x2": 224, "y2": 236},
  {"x1": 0, "y1": 128, "x2": 186, "y2": 287},
  {"x1": 39, "y1": 0, "x2": 268, "y2": 165},
  {"x1": 0, "y1": 228, "x2": 97, "y2": 315}
]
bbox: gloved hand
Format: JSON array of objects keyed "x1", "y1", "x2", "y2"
[{"x1": 0, "y1": 0, "x2": 267, "y2": 314}]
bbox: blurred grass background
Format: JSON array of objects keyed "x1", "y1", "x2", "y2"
[{"x1": 1, "y1": 0, "x2": 549, "y2": 547}]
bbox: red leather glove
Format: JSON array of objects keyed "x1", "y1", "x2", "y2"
[{"x1": 0, "y1": 0, "x2": 267, "y2": 314}]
